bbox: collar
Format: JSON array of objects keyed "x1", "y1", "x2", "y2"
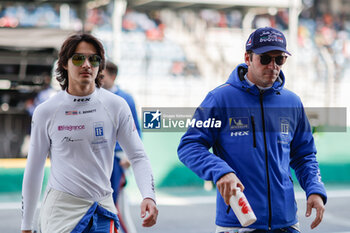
[
  {"x1": 244, "y1": 74, "x2": 272, "y2": 91},
  {"x1": 64, "y1": 88, "x2": 97, "y2": 104}
]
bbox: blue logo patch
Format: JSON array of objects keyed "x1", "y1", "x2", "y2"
[
  {"x1": 229, "y1": 117, "x2": 249, "y2": 130},
  {"x1": 94, "y1": 122, "x2": 104, "y2": 137},
  {"x1": 143, "y1": 110, "x2": 161, "y2": 129}
]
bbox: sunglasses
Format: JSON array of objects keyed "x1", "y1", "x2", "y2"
[
  {"x1": 71, "y1": 54, "x2": 101, "y2": 67},
  {"x1": 259, "y1": 54, "x2": 287, "y2": 66}
]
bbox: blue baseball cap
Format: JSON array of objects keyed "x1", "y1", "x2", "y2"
[{"x1": 246, "y1": 27, "x2": 291, "y2": 55}]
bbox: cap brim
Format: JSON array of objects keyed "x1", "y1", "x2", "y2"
[{"x1": 252, "y1": 46, "x2": 291, "y2": 56}]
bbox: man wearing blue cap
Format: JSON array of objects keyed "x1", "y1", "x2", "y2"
[{"x1": 178, "y1": 27, "x2": 326, "y2": 232}]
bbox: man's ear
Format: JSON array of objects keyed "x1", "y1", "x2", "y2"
[
  {"x1": 244, "y1": 52, "x2": 251, "y2": 66},
  {"x1": 63, "y1": 60, "x2": 69, "y2": 70}
]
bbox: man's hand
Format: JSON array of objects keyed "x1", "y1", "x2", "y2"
[
  {"x1": 216, "y1": 172, "x2": 244, "y2": 205},
  {"x1": 306, "y1": 194, "x2": 325, "y2": 229},
  {"x1": 140, "y1": 198, "x2": 158, "y2": 227},
  {"x1": 119, "y1": 158, "x2": 131, "y2": 170}
]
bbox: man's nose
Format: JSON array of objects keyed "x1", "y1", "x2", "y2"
[
  {"x1": 82, "y1": 58, "x2": 92, "y2": 68},
  {"x1": 267, "y1": 58, "x2": 278, "y2": 68}
]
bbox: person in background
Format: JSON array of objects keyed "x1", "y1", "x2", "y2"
[
  {"x1": 22, "y1": 74, "x2": 57, "y2": 157},
  {"x1": 26, "y1": 74, "x2": 57, "y2": 116},
  {"x1": 101, "y1": 60, "x2": 142, "y2": 233}
]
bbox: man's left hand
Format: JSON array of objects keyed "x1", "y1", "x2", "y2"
[
  {"x1": 306, "y1": 194, "x2": 325, "y2": 229},
  {"x1": 119, "y1": 158, "x2": 131, "y2": 169},
  {"x1": 140, "y1": 198, "x2": 158, "y2": 227}
]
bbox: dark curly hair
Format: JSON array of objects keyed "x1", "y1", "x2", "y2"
[{"x1": 56, "y1": 33, "x2": 105, "y2": 90}]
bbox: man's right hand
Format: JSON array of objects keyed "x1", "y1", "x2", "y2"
[{"x1": 216, "y1": 172, "x2": 244, "y2": 205}]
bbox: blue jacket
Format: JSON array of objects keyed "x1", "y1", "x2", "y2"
[{"x1": 178, "y1": 64, "x2": 327, "y2": 230}]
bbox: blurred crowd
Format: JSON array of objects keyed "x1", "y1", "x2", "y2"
[
  {"x1": 1, "y1": 1, "x2": 350, "y2": 79},
  {"x1": 0, "y1": 3, "x2": 81, "y2": 29},
  {"x1": 299, "y1": 11, "x2": 350, "y2": 80}
]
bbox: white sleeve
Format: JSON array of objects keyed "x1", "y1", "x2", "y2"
[
  {"x1": 116, "y1": 102, "x2": 156, "y2": 202},
  {"x1": 21, "y1": 107, "x2": 51, "y2": 230}
]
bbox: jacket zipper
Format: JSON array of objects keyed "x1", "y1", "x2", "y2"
[
  {"x1": 251, "y1": 116, "x2": 256, "y2": 148},
  {"x1": 259, "y1": 91, "x2": 272, "y2": 229},
  {"x1": 289, "y1": 176, "x2": 294, "y2": 184}
]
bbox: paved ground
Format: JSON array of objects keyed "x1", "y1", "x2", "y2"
[{"x1": 1, "y1": 185, "x2": 350, "y2": 233}]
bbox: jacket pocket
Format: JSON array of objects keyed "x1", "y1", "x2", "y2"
[{"x1": 251, "y1": 116, "x2": 256, "y2": 148}]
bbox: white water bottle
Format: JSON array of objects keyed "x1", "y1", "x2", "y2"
[{"x1": 229, "y1": 188, "x2": 257, "y2": 227}]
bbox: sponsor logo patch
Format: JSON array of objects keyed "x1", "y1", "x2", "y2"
[
  {"x1": 65, "y1": 111, "x2": 78, "y2": 115},
  {"x1": 73, "y1": 98, "x2": 90, "y2": 102},
  {"x1": 246, "y1": 37, "x2": 252, "y2": 46},
  {"x1": 61, "y1": 137, "x2": 83, "y2": 143},
  {"x1": 259, "y1": 30, "x2": 284, "y2": 43},
  {"x1": 229, "y1": 117, "x2": 249, "y2": 130},
  {"x1": 58, "y1": 125, "x2": 85, "y2": 131},
  {"x1": 94, "y1": 122, "x2": 104, "y2": 137},
  {"x1": 65, "y1": 109, "x2": 96, "y2": 115},
  {"x1": 279, "y1": 117, "x2": 290, "y2": 144},
  {"x1": 92, "y1": 122, "x2": 108, "y2": 151},
  {"x1": 231, "y1": 131, "x2": 249, "y2": 137}
]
